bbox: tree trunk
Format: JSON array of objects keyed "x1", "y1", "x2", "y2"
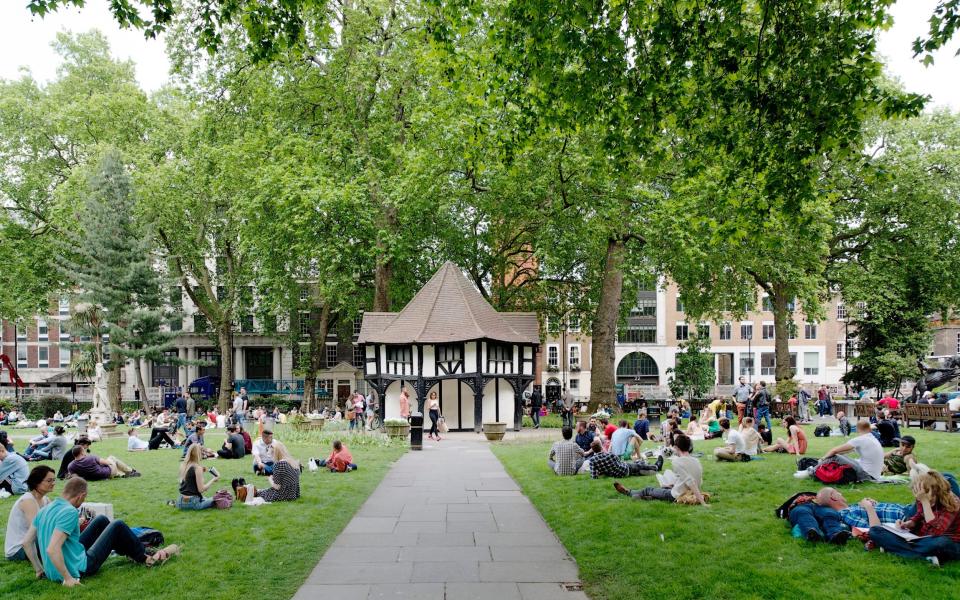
[
  {"x1": 303, "y1": 303, "x2": 331, "y2": 413},
  {"x1": 217, "y1": 325, "x2": 234, "y2": 412},
  {"x1": 133, "y1": 358, "x2": 149, "y2": 412},
  {"x1": 587, "y1": 238, "x2": 625, "y2": 414},
  {"x1": 108, "y1": 365, "x2": 121, "y2": 412},
  {"x1": 770, "y1": 284, "x2": 796, "y2": 397},
  {"x1": 373, "y1": 204, "x2": 398, "y2": 312}
]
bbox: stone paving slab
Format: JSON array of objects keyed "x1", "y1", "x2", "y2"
[{"x1": 295, "y1": 437, "x2": 588, "y2": 600}]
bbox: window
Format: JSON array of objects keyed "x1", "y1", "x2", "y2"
[
  {"x1": 568, "y1": 316, "x2": 580, "y2": 333},
  {"x1": 300, "y1": 289, "x2": 309, "y2": 302},
  {"x1": 956, "y1": 333, "x2": 960, "y2": 354},
  {"x1": 16, "y1": 323, "x2": 26, "y2": 341},
  {"x1": 353, "y1": 315, "x2": 363, "y2": 336},
  {"x1": 17, "y1": 345, "x2": 27, "y2": 368},
  {"x1": 60, "y1": 346, "x2": 71, "y2": 368},
  {"x1": 740, "y1": 323, "x2": 753, "y2": 340},
  {"x1": 353, "y1": 345, "x2": 364, "y2": 368},
  {"x1": 676, "y1": 296, "x2": 685, "y2": 312},
  {"x1": 762, "y1": 324, "x2": 774, "y2": 340},
  {"x1": 744, "y1": 301, "x2": 754, "y2": 313},
  {"x1": 169, "y1": 286, "x2": 182, "y2": 307},
  {"x1": 59, "y1": 297, "x2": 70, "y2": 316},
  {"x1": 326, "y1": 344, "x2": 339, "y2": 368},
  {"x1": 487, "y1": 342, "x2": 514, "y2": 374},
  {"x1": 762, "y1": 296, "x2": 773, "y2": 312},
  {"x1": 676, "y1": 323, "x2": 689, "y2": 341},
  {"x1": 837, "y1": 303, "x2": 847, "y2": 320},
  {"x1": 786, "y1": 298, "x2": 796, "y2": 311},
  {"x1": 386, "y1": 346, "x2": 413, "y2": 374},
  {"x1": 543, "y1": 316, "x2": 550, "y2": 333},
  {"x1": 37, "y1": 319, "x2": 47, "y2": 341},
  {"x1": 101, "y1": 334, "x2": 110, "y2": 361},
  {"x1": 739, "y1": 353, "x2": 754, "y2": 377},
  {"x1": 619, "y1": 325, "x2": 656, "y2": 343},
  {"x1": 836, "y1": 342, "x2": 845, "y2": 360},
  {"x1": 194, "y1": 314, "x2": 208, "y2": 332},
  {"x1": 719, "y1": 322, "x2": 731, "y2": 340},
  {"x1": 617, "y1": 353, "x2": 659, "y2": 378},
  {"x1": 631, "y1": 298, "x2": 657, "y2": 317},
  {"x1": 788, "y1": 322, "x2": 797, "y2": 340},
  {"x1": 856, "y1": 301, "x2": 867, "y2": 316},
  {"x1": 696, "y1": 324, "x2": 710, "y2": 339},
  {"x1": 547, "y1": 345, "x2": 559, "y2": 368},
  {"x1": 803, "y1": 352, "x2": 819, "y2": 375},
  {"x1": 169, "y1": 317, "x2": 183, "y2": 332},
  {"x1": 241, "y1": 315, "x2": 255, "y2": 333},
  {"x1": 38, "y1": 346, "x2": 48, "y2": 368},
  {"x1": 436, "y1": 343, "x2": 464, "y2": 374},
  {"x1": 299, "y1": 312, "x2": 310, "y2": 337},
  {"x1": 60, "y1": 326, "x2": 70, "y2": 341},
  {"x1": 761, "y1": 352, "x2": 776, "y2": 376},
  {"x1": 216, "y1": 286, "x2": 226, "y2": 301},
  {"x1": 568, "y1": 345, "x2": 580, "y2": 370},
  {"x1": 569, "y1": 379, "x2": 579, "y2": 390},
  {"x1": 804, "y1": 323, "x2": 817, "y2": 340}
]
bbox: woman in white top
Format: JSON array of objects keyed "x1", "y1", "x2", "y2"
[
  {"x1": 5, "y1": 465, "x2": 55, "y2": 560},
  {"x1": 427, "y1": 391, "x2": 441, "y2": 441}
]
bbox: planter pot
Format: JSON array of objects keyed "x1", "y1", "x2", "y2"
[
  {"x1": 385, "y1": 424, "x2": 411, "y2": 439},
  {"x1": 292, "y1": 421, "x2": 311, "y2": 432},
  {"x1": 483, "y1": 422, "x2": 508, "y2": 441},
  {"x1": 309, "y1": 418, "x2": 325, "y2": 431}
]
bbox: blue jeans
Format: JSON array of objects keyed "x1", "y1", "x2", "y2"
[
  {"x1": 870, "y1": 526, "x2": 960, "y2": 561},
  {"x1": 79, "y1": 516, "x2": 147, "y2": 576},
  {"x1": 789, "y1": 503, "x2": 846, "y2": 540},
  {"x1": 818, "y1": 400, "x2": 832, "y2": 417},
  {"x1": 254, "y1": 461, "x2": 274, "y2": 475},
  {"x1": 176, "y1": 413, "x2": 187, "y2": 434},
  {"x1": 176, "y1": 495, "x2": 215, "y2": 510},
  {"x1": 755, "y1": 406, "x2": 772, "y2": 431}
]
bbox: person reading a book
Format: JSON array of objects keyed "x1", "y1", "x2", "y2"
[{"x1": 865, "y1": 469, "x2": 960, "y2": 565}]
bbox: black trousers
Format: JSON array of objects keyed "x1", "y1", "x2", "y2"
[{"x1": 148, "y1": 429, "x2": 178, "y2": 450}]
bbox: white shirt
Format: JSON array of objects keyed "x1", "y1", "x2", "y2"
[
  {"x1": 5, "y1": 493, "x2": 50, "y2": 558},
  {"x1": 849, "y1": 433, "x2": 884, "y2": 479},
  {"x1": 948, "y1": 397, "x2": 960, "y2": 412},
  {"x1": 233, "y1": 397, "x2": 244, "y2": 413},
  {"x1": 725, "y1": 429, "x2": 746, "y2": 454},
  {"x1": 252, "y1": 439, "x2": 275, "y2": 464},
  {"x1": 669, "y1": 455, "x2": 703, "y2": 499},
  {"x1": 127, "y1": 435, "x2": 149, "y2": 451}
]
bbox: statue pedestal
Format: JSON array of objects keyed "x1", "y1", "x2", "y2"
[
  {"x1": 98, "y1": 423, "x2": 123, "y2": 439},
  {"x1": 89, "y1": 408, "x2": 113, "y2": 426}
]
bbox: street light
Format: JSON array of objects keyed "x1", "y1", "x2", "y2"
[
  {"x1": 844, "y1": 318, "x2": 849, "y2": 399},
  {"x1": 746, "y1": 332, "x2": 753, "y2": 386}
]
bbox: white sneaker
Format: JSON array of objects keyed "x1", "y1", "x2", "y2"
[
  {"x1": 793, "y1": 469, "x2": 812, "y2": 479},
  {"x1": 926, "y1": 556, "x2": 940, "y2": 568}
]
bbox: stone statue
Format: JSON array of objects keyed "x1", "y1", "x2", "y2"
[
  {"x1": 908, "y1": 356, "x2": 960, "y2": 403},
  {"x1": 92, "y1": 362, "x2": 110, "y2": 412}
]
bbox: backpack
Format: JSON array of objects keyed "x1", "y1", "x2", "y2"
[
  {"x1": 774, "y1": 491, "x2": 817, "y2": 520},
  {"x1": 797, "y1": 457, "x2": 819, "y2": 472},
  {"x1": 813, "y1": 461, "x2": 858, "y2": 485},
  {"x1": 213, "y1": 488, "x2": 233, "y2": 509},
  {"x1": 130, "y1": 527, "x2": 165, "y2": 548},
  {"x1": 814, "y1": 424, "x2": 832, "y2": 437}
]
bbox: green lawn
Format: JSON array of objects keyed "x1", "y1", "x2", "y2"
[
  {"x1": 492, "y1": 425, "x2": 959, "y2": 600},
  {"x1": 0, "y1": 426, "x2": 406, "y2": 600}
]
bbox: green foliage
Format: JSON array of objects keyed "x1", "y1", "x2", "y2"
[{"x1": 666, "y1": 336, "x2": 715, "y2": 400}]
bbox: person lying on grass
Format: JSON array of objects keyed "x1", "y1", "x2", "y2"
[
  {"x1": 318, "y1": 440, "x2": 357, "y2": 472},
  {"x1": 66, "y1": 445, "x2": 140, "y2": 481},
  {"x1": 21, "y1": 477, "x2": 179, "y2": 586},
  {"x1": 588, "y1": 439, "x2": 661, "y2": 479},
  {"x1": 865, "y1": 468, "x2": 960, "y2": 565},
  {"x1": 613, "y1": 434, "x2": 705, "y2": 504},
  {"x1": 788, "y1": 487, "x2": 853, "y2": 545},
  {"x1": 548, "y1": 426, "x2": 584, "y2": 476},
  {"x1": 764, "y1": 416, "x2": 808, "y2": 455}
]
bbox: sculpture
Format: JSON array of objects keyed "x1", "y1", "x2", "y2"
[
  {"x1": 908, "y1": 357, "x2": 960, "y2": 403},
  {"x1": 92, "y1": 361, "x2": 110, "y2": 412}
]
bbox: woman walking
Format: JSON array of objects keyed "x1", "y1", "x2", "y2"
[
  {"x1": 427, "y1": 391, "x2": 441, "y2": 441},
  {"x1": 176, "y1": 444, "x2": 220, "y2": 510}
]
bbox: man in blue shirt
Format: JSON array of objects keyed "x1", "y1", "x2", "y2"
[
  {"x1": 633, "y1": 412, "x2": 651, "y2": 440},
  {"x1": 22, "y1": 477, "x2": 172, "y2": 585},
  {"x1": 174, "y1": 392, "x2": 188, "y2": 435},
  {"x1": 574, "y1": 421, "x2": 594, "y2": 452},
  {"x1": 0, "y1": 445, "x2": 29, "y2": 494}
]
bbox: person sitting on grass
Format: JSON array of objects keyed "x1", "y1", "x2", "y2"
[
  {"x1": 758, "y1": 421, "x2": 773, "y2": 446},
  {"x1": 252, "y1": 429, "x2": 275, "y2": 475},
  {"x1": 5, "y1": 465, "x2": 55, "y2": 561},
  {"x1": 318, "y1": 440, "x2": 357, "y2": 472},
  {"x1": 796, "y1": 420, "x2": 883, "y2": 482},
  {"x1": 836, "y1": 411, "x2": 851, "y2": 436},
  {"x1": 787, "y1": 487, "x2": 852, "y2": 545},
  {"x1": 610, "y1": 420, "x2": 643, "y2": 460},
  {"x1": 57, "y1": 437, "x2": 92, "y2": 480},
  {"x1": 764, "y1": 416, "x2": 808, "y2": 455},
  {"x1": 574, "y1": 421, "x2": 594, "y2": 452},
  {"x1": 216, "y1": 425, "x2": 246, "y2": 459},
  {"x1": 175, "y1": 444, "x2": 220, "y2": 510},
  {"x1": 237, "y1": 442, "x2": 302, "y2": 502},
  {"x1": 685, "y1": 418, "x2": 706, "y2": 441},
  {"x1": 548, "y1": 426, "x2": 585, "y2": 476},
  {"x1": 738, "y1": 417, "x2": 763, "y2": 455},
  {"x1": 633, "y1": 412, "x2": 651, "y2": 441},
  {"x1": 875, "y1": 410, "x2": 901, "y2": 447},
  {"x1": 67, "y1": 445, "x2": 140, "y2": 480},
  {"x1": 588, "y1": 439, "x2": 661, "y2": 479},
  {"x1": 0, "y1": 444, "x2": 30, "y2": 494},
  {"x1": 1, "y1": 430, "x2": 14, "y2": 452},
  {"x1": 22, "y1": 426, "x2": 53, "y2": 460},
  {"x1": 866, "y1": 469, "x2": 960, "y2": 565},
  {"x1": 613, "y1": 434, "x2": 705, "y2": 504},
  {"x1": 181, "y1": 421, "x2": 215, "y2": 459},
  {"x1": 20, "y1": 477, "x2": 179, "y2": 586},
  {"x1": 238, "y1": 423, "x2": 253, "y2": 454},
  {"x1": 714, "y1": 418, "x2": 750, "y2": 462},
  {"x1": 883, "y1": 435, "x2": 918, "y2": 475}
]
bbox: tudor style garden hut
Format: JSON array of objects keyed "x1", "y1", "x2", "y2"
[{"x1": 358, "y1": 261, "x2": 540, "y2": 432}]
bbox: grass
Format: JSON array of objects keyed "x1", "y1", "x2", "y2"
[
  {"x1": 0, "y1": 426, "x2": 406, "y2": 600},
  {"x1": 491, "y1": 424, "x2": 959, "y2": 600}
]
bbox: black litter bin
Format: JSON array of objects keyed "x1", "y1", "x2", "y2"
[{"x1": 410, "y1": 412, "x2": 424, "y2": 450}]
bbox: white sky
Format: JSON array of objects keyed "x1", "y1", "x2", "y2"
[{"x1": 0, "y1": 0, "x2": 957, "y2": 110}]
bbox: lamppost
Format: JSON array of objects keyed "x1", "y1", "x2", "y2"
[
  {"x1": 844, "y1": 318, "x2": 849, "y2": 399},
  {"x1": 746, "y1": 331, "x2": 753, "y2": 386},
  {"x1": 13, "y1": 320, "x2": 20, "y2": 405}
]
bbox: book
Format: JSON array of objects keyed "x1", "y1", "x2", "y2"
[{"x1": 881, "y1": 523, "x2": 930, "y2": 542}]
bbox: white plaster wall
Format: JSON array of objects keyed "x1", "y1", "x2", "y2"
[
  {"x1": 482, "y1": 378, "x2": 514, "y2": 424},
  {"x1": 425, "y1": 379, "x2": 473, "y2": 430},
  {"x1": 522, "y1": 346, "x2": 533, "y2": 376},
  {"x1": 383, "y1": 380, "x2": 419, "y2": 421},
  {"x1": 421, "y1": 345, "x2": 436, "y2": 377},
  {"x1": 464, "y1": 342, "x2": 478, "y2": 374}
]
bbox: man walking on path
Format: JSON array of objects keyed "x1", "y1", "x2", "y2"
[
  {"x1": 561, "y1": 387, "x2": 575, "y2": 429},
  {"x1": 530, "y1": 387, "x2": 543, "y2": 429}
]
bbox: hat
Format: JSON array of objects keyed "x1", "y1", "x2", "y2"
[
  {"x1": 262, "y1": 429, "x2": 273, "y2": 436},
  {"x1": 893, "y1": 436, "x2": 916, "y2": 446}
]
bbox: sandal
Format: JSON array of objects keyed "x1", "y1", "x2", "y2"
[{"x1": 145, "y1": 544, "x2": 180, "y2": 567}]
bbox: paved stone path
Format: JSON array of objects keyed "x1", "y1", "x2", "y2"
[{"x1": 293, "y1": 436, "x2": 588, "y2": 600}]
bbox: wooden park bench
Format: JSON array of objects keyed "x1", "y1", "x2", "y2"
[
  {"x1": 854, "y1": 402, "x2": 877, "y2": 419},
  {"x1": 903, "y1": 403, "x2": 958, "y2": 432},
  {"x1": 771, "y1": 402, "x2": 793, "y2": 419}
]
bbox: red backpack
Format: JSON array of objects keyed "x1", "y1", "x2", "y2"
[{"x1": 814, "y1": 461, "x2": 858, "y2": 484}]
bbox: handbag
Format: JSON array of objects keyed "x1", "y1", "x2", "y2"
[{"x1": 438, "y1": 416, "x2": 449, "y2": 433}]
